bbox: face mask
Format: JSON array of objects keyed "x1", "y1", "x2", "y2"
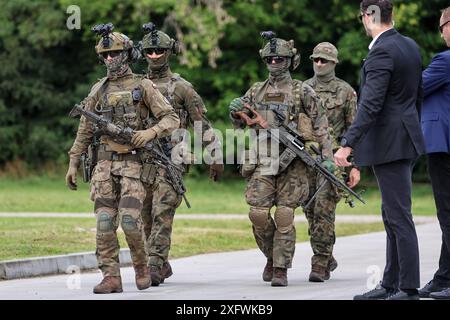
[
  {"x1": 104, "y1": 51, "x2": 129, "y2": 77},
  {"x1": 146, "y1": 51, "x2": 171, "y2": 71},
  {"x1": 313, "y1": 61, "x2": 336, "y2": 77},
  {"x1": 266, "y1": 58, "x2": 291, "y2": 77}
]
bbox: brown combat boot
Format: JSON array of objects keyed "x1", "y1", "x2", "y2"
[
  {"x1": 309, "y1": 265, "x2": 327, "y2": 282},
  {"x1": 271, "y1": 268, "x2": 288, "y2": 287},
  {"x1": 324, "y1": 257, "x2": 338, "y2": 280},
  {"x1": 150, "y1": 265, "x2": 162, "y2": 287},
  {"x1": 93, "y1": 276, "x2": 123, "y2": 294},
  {"x1": 134, "y1": 265, "x2": 151, "y2": 290},
  {"x1": 262, "y1": 259, "x2": 274, "y2": 282},
  {"x1": 159, "y1": 261, "x2": 173, "y2": 284}
]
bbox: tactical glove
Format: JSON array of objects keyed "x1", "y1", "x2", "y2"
[
  {"x1": 321, "y1": 159, "x2": 337, "y2": 174},
  {"x1": 131, "y1": 128, "x2": 157, "y2": 148},
  {"x1": 229, "y1": 98, "x2": 245, "y2": 114}
]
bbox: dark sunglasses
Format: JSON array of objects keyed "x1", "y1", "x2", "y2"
[
  {"x1": 144, "y1": 48, "x2": 167, "y2": 55},
  {"x1": 264, "y1": 56, "x2": 286, "y2": 64},
  {"x1": 101, "y1": 50, "x2": 122, "y2": 59},
  {"x1": 313, "y1": 58, "x2": 330, "y2": 64},
  {"x1": 440, "y1": 20, "x2": 450, "y2": 33}
]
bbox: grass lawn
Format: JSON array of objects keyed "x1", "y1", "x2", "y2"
[
  {"x1": 0, "y1": 175, "x2": 436, "y2": 215},
  {"x1": 0, "y1": 217, "x2": 385, "y2": 261}
]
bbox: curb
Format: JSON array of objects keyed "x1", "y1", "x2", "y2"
[{"x1": 0, "y1": 249, "x2": 131, "y2": 280}]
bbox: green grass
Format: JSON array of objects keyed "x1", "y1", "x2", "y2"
[
  {"x1": 0, "y1": 217, "x2": 385, "y2": 261},
  {"x1": 0, "y1": 175, "x2": 436, "y2": 215}
]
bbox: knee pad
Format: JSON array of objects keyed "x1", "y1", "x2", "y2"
[
  {"x1": 121, "y1": 214, "x2": 138, "y2": 231},
  {"x1": 274, "y1": 206, "x2": 295, "y2": 234},
  {"x1": 248, "y1": 207, "x2": 271, "y2": 229},
  {"x1": 97, "y1": 212, "x2": 114, "y2": 232}
]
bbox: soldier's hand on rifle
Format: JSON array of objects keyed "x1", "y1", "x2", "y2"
[
  {"x1": 65, "y1": 159, "x2": 79, "y2": 191},
  {"x1": 321, "y1": 159, "x2": 338, "y2": 174},
  {"x1": 131, "y1": 128, "x2": 157, "y2": 148},
  {"x1": 229, "y1": 98, "x2": 245, "y2": 118},
  {"x1": 347, "y1": 167, "x2": 361, "y2": 188},
  {"x1": 209, "y1": 163, "x2": 224, "y2": 182}
]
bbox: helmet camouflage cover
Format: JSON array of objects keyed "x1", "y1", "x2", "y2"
[
  {"x1": 309, "y1": 42, "x2": 339, "y2": 63},
  {"x1": 142, "y1": 30, "x2": 174, "y2": 50},
  {"x1": 95, "y1": 32, "x2": 133, "y2": 54},
  {"x1": 259, "y1": 38, "x2": 297, "y2": 58}
]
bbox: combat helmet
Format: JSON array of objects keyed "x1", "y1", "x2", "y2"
[
  {"x1": 259, "y1": 31, "x2": 301, "y2": 71},
  {"x1": 309, "y1": 42, "x2": 339, "y2": 64}
]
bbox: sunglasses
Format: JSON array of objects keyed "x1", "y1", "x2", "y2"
[
  {"x1": 101, "y1": 51, "x2": 122, "y2": 59},
  {"x1": 144, "y1": 48, "x2": 167, "y2": 55},
  {"x1": 440, "y1": 20, "x2": 450, "y2": 33},
  {"x1": 265, "y1": 56, "x2": 286, "y2": 64},
  {"x1": 313, "y1": 58, "x2": 329, "y2": 64}
]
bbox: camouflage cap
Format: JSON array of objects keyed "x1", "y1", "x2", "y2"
[
  {"x1": 95, "y1": 32, "x2": 133, "y2": 54},
  {"x1": 142, "y1": 30, "x2": 174, "y2": 49},
  {"x1": 309, "y1": 42, "x2": 339, "y2": 63},
  {"x1": 260, "y1": 38, "x2": 297, "y2": 58}
]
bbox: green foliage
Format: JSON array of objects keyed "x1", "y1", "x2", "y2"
[{"x1": 0, "y1": 0, "x2": 448, "y2": 177}]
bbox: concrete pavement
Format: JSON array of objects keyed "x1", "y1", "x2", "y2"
[{"x1": 0, "y1": 222, "x2": 441, "y2": 300}]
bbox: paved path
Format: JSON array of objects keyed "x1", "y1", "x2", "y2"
[
  {"x1": 0, "y1": 222, "x2": 441, "y2": 300},
  {"x1": 0, "y1": 212, "x2": 437, "y2": 224}
]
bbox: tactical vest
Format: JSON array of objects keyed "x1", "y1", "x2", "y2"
[
  {"x1": 152, "y1": 73, "x2": 189, "y2": 129},
  {"x1": 95, "y1": 75, "x2": 147, "y2": 131}
]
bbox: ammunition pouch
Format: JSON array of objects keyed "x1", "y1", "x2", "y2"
[
  {"x1": 141, "y1": 161, "x2": 158, "y2": 185},
  {"x1": 278, "y1": 148, "x2": 297, "y2": 173},
  {"x1": 297, "y1": 113, "x2": 314, "y2": 141},
  {"x1": 240, "y1": 149, "x2": 257, "y2": 178}
]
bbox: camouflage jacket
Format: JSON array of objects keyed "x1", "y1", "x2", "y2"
[
  {"x1": 305, "y1": 76, "x2": 357, "y2": 150},
  {"x1": 68, "y1": 68, "x2": 180, "y2": 163},
  {"x1": 231, "y1": 73, "x2": 333, "y2": 160}
]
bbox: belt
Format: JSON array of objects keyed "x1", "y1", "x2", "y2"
[{"x1": 97, "y1": 144, "x2": 141, "y2": 162}]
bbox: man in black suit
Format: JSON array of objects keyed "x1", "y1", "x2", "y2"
[{"x1": 334, "y1": 0, "x2": 426, "y2": 300}]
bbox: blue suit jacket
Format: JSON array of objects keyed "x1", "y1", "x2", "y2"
[{"x1": 421, "y1": 50, "x2": 450, "y2": 154}]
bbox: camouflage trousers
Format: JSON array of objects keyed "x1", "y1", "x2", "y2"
[
  {"x1": 303, "y1": 168, "x2": 341, "y2": 268},
  {"x1": 141, "y1": 168, "x2": 182, "y2": 268},
  {"x1": 91, "y1": 160, "x2": 148, "y2": 277},
  {"x1": 245, "y1": 159, "x2": 310, "y2": 269}
]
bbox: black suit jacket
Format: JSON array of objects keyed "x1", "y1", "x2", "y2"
[{"x1": 344, "y1": 29, "x2": 426, "y2": 166}]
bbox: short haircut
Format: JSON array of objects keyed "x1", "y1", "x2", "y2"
[
  {"x1": 360, "y1": 0, "x2": 394, "y2": 24},
  {"x1": 442, "y1": 7, "x2": 450, "y2": 23}
]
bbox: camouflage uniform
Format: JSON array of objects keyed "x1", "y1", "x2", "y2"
[
  {"x1": 230, "y1": 33, "x2": 333, "y2": 286},
  {"x1": 66, "y1": 30, "x2": 179, "y2": 293},
  {"x1": 304, "y1": 42, "x2": 357, "y2": 280},
  {"x1": 139, "y1": 24, "x2": 223, "y2": 285}
]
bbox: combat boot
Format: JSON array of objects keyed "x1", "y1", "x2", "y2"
[
  {"x1": 309, "y1": 265, "x2": 327, "y2": 282},
  {"x1": 271, "y1": 268, "x2": 288, "y2": 287},
  {"x1": 134, "y1": 265, "x2": 151, "y2": 290},
  {"x1": 262, "y1": 259, "x2": 274, "y2": 282},
  {"x1": 93, "y1": 276, "x2": 123, "y2": 294},
  {"x1": 150, "y1": 265, "x2": 163, "y2": 287},
  {"x1": 160, "y1": 261, "x2": 173, "y2": 284},
  {"x1": 324, "y1": 257, "x2": 338, "y2": 280}
]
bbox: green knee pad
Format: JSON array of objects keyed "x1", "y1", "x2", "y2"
[
  {"x1": 97, "y1": 212, "x2": 114, "y2": 232},
  {"x1": 121, "y1": 214, "x2": 138, "y2": 231}
]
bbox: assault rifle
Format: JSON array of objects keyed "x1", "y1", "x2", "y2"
[
  {"x1": 233, "y1": 103, "x2": 365, "y2": 208},
  {"x1": 69, "y1": 103, "x2": 191, "y2": 208}
]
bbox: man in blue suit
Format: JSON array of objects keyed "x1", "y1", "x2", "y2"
[{"x1": 418, "y1": 7, "x2": 450, "y2": 300}]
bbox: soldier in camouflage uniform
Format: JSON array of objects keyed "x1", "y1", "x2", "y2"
[
  {"x1": 229, "y1": 32, "x2": 334, "y2": 286},
  {"x1": 304, "y1": 42, "x2": 360, "y2": 282},
  {"x1": 139, "y1": 23, "x2": 224, "y2": 286},
  {"x1": 65, "y1": 29, "x2": 180, "y2": 294}
]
